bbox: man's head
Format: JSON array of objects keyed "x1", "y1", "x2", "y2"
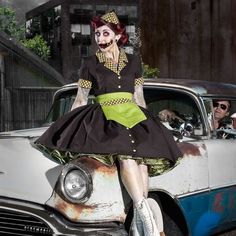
[{"x1": 213, "y1": 100, "x2": 231, "y2": 122}]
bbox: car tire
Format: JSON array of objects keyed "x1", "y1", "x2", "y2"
[{"x1": 163, "y1": 212, "x2": 185, "y2": 236}]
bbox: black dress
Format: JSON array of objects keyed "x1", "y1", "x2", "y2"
[{"x1": 36, "y1": 49, "x2": 182, "y2": 175}]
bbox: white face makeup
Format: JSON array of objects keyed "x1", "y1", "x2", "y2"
[{"x1": 95, "y1": 25, "x2": 118, "y2": 52}]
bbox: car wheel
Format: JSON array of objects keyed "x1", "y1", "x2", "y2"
[
  {"x1": 148, "y1": 193, "x2": 186, "y2": 236},
  {"x1": 163, "y1": 212, "x2": 185, "y2": 236}
]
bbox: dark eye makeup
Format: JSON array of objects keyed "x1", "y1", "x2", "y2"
[
  {"x1": 95, "y1": 30, "x2": 110, "y2": 38},
  {"x1": 95, "y1": 32, "x2": 101, "y2": 37},
  {"x1": 103, "y1": 31, "x2": 110, "y2": 36}
]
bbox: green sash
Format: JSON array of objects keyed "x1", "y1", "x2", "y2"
[{"x1": 97, "y1": 92, "x2": 147, "y2": 128}]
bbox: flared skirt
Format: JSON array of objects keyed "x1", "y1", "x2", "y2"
[{"x1": 36, "y1": 104, "x2": 182, "y2": 166}]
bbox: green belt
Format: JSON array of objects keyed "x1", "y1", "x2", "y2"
[{"x1": 96, "y1": 92, "x2": 147, "y2": 128}]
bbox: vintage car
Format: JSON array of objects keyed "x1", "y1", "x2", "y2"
[{"x1": 1, "y1": 78, "x2": 236, "y2": 236}]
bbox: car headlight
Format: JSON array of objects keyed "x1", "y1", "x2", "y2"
[{"x1": 60, "y1": 164, "x2": 92, "y2": 203}]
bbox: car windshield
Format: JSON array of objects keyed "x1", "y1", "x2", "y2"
[
  {"x1": 44, "y1": 91, "x2": 75, "y2": 124},
  {"x1": 45, "y1": 88, "x2": 95, "y2": 124}
]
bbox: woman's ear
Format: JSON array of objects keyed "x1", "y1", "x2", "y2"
[{"x1": 115, "y1": 34, "x2": 121, "y2": 42}]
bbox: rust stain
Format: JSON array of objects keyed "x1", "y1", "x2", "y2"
[
  {"x1": 229, "y1": 194, "x2": 234, "y2": 209},
  {"x1": 76, "y1": 156, "x2": 117, "y2": 176},
  {"x1": 177, "y1": 142, "x2": 205, "y2": 156},
  {"x1": 228, "y1": 187, "x2": 236, "y2": 209},
  {"x1": 53, "y1": 193, "x2": 95, "y2": 221},
  {"x1": 97, "y1": 165, "x2": 117, "y2": 175},
  {"x1": 213, "y1": 192, "x2": 224, "y2": 212},
  {"x1": 52, "y1": 192, "x2": 126, "y2": 222}
]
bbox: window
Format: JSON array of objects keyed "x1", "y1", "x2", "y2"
[
  {"x1": 204, "y1": 98, "x2": 236, "y2": 139},
  {"x1": 144, "y1": 87, "x2": 203, "y2": 136}
]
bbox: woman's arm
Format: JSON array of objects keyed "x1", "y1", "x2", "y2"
[
  {"x1": 133, "y1": 84, "x2": 147, "y2": 108},
  {"x1": 71, "y1": 85, "x2": 90, "y2": 111}
]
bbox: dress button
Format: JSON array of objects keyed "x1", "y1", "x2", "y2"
[
  {"x1": 133, "y1": 149, "x2": 137, "y2": 153},
  {"x1": 131, "y1": 140, "x2": 135, "y2": 143},
  {"x1": 118, "y1": 75, "x2": 121, "y2": 79},
  {"x1": 126, "y1": 127, "x2": 129, "y2": 130},
  {"x1": 129, "y1": 134, "x2": 132, "y2": 137},
  {"x1": 118, "y1": 85, "x2": 121, "y2": 88}
]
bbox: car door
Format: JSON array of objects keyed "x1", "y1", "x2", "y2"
[{"x1": 204, "y1": 98, "x2": 236, "y2": 226}]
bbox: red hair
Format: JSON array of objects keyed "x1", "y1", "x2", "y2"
[{"x1": 91, "y1": 15, "x2": 129, "y2": 47}]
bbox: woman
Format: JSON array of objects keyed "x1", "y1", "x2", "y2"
[{"x1": 36, "y1": 11, "x2": 182, "y2": 236}]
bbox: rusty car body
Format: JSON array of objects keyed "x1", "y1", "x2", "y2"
[{"x1": 1, "y1": 79, "x2": 236, "y2": 236}]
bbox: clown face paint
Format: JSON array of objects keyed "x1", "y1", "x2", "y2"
[{"x1": 95, "y1": 25, "x2": 117, "y2": 52}]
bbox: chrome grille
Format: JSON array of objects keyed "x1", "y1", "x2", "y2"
[{"x1": 0, "y1": 209, "x2": 53, "y2": 235}]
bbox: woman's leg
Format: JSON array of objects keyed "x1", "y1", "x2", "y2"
[
  {"x1": 139, "y1": 164, "x2": 165, "y2": 236},
  {"x1": 119, "y1": 159, "x2": 144, "y2": 204},
  {"x1": 138, "y1": 164, "x2": 149, "y2": 198},
  {"x1": 119, "y1": 159, "x2": 145, "y2": 236},
  {"x1": 119, "y1": 159, "x2": 159, "y2": 236}
]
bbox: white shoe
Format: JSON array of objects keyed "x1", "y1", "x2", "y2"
[
  {"x1": 136, "y1": 198, "x2": 160, "y2": 236},
  {"x1": 129, "y1": 207, "x2": 144, "y2": 236},
  {"x1": 147, "y1": 198, "x2": 164, "y2": 233}
]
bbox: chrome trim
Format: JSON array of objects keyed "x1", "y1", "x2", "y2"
[
  {"x1": 0, "y1": 197, "x2": 68, "y2": 235},
  {"x1": 173, "y1": 183, "x2": 236, "y2": 198},
  {"x1": 176, "y1": 187, "x2": 210, "y2": 198},
  {"x1": 150, "y1": 187, "x2": 211, "y2": 199},
  {"x1": 59, "y1": 163, "x2": 93, "y2": 203},
  {"x1": 58, "y1": 79, "x2": 236, "y2": 99},
  {"x1": 0, "y1": 197, "x2": 127, "y2": 236}
]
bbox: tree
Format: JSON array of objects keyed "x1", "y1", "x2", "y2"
[
  {"x1": 21, "y1": 35, "x2": 50, "y2": 61},
  {"x1": 0, "y1": 6, "x2": 50, "y2": 61},
  {"x1": 142, "y1": 63, "x2": 160, "y2": 78},
  {"x1": 0, "y1": 7, "x2": 24, "y2": 40}
]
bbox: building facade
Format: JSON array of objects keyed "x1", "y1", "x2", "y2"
[
  {"x1": 26, "y1": 0, "x2": 140, "y2": 83},
  {"x1": 25, "y1": 0, "x2": 236, "y2": 84},
  {"x1": 140, "y1": 0, "x2": 236, "y2": 84},
  {"x1": 0, "y1": 32, "x2": 63, "y2": 131}
]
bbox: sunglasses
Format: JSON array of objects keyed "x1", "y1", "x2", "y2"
[{"x1": 213, "y1": 102, "x2": 228, "y2": 111}]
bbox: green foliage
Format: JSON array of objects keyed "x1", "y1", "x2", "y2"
[
  {"x1": 0, "y1": 7, "x2": 50, "y2": 61},
  {"x1": 0, "y1": 7, "x2": 25, "y2": 40},
  {"x1": 21, "y1": 35, "x2": 50, "y2": 61},
  {"x1": 142, "y1": 63, "x2": 160, "y2": 78}
]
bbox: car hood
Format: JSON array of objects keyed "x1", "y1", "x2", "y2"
[
  {"x1": 0, "y1": 126, "x2": 48, "y2": 138},
  {"x1": 0, "y1": 125, "x2": 63, "y2": 204}
]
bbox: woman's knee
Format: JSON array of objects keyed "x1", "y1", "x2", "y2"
[
  {"x1": 139, "y1": 164, "x2": 148, "y2": 174},
  {"x1": 119, "y1": 158, "x2": 137, "y2": 169}
]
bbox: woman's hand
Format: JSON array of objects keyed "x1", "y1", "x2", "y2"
[
  {"x1": 133, "y1": 84, "x2": 147, "y2": 108},
  {"x1": 159, "y1": 109, "x2": 184, "y2": 123},
  {"x1": 159, "y1": 109, "x2": 176, "y2": 122},
  {"x1": 71, "y1": 86, "x2": 90, "y2": 111}
]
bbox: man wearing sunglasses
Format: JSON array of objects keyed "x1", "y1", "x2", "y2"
[{"x1": 212, "y1": 100, "x2": 231, "y2": 129}]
